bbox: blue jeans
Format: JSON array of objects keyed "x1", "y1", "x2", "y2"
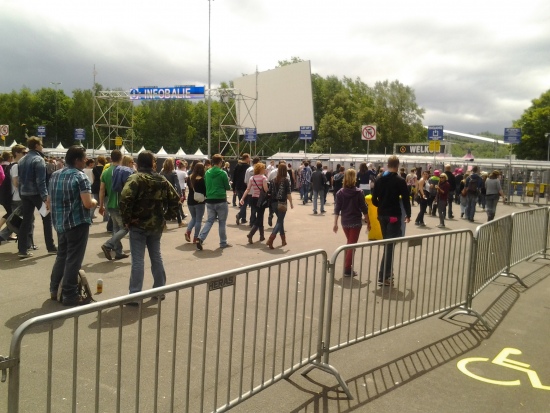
[
  {"x1": 50, "y1": 224, "x2": 89, "y2": 300},
  {"x1": 300, "y1": 183, "x2": 310, "y2": 202},
  {"x1": 199, "y1": 202, "x2": 229, "y2": 247},
  {"x1": 128, "y1": 227, "x2": 166, "y2": 294},
  {"x1": 378, "y1": 215, "x2": 403, "y2": 281},
  {"x1": 18, "y1": 194, "x2": 56, "y2": 254},
  {"x1": 237, "y1": 191, "x2": 249, "y2": 222},
  {"x1": 312, "y1": 189, "x2": 325, "y2": 213},
  {"x1": 465, "y1": 194, "x2": 477, "y2": 220},
  {"x1": 104, "y1": 208, "x2": 128, "y2": 257},
  {"x1": 187, "y1": 203, "x2": 205, "y2": 239},
  {"x1": 271, "y1": 201, "x2": 287, "y2": 236}
]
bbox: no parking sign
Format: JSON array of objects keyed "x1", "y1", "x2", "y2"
[{"x1": 361, "y1": 125, "x2": 376, "y2": 141}]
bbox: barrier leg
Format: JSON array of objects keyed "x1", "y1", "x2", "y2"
[
  {"x1": 442, "y1": 305, "x2": 492, "y2": 331},
  {"x1": 302, "y1": 360, "x2": 353, "y2": 400}
]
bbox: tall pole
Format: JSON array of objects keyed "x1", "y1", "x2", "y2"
[
  {"x1": 50, "y1": 82, "x2": 61, "y2": 146},
  {"x1": 207, "y1": 0, "x2": 212, "y2": 158}
]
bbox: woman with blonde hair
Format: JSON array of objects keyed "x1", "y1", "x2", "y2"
[
  {"x1": 240, "y1": 162, "x2": 269, "y2": 244},
  {"x1": 333, "y1": 169, "x2": 370, "y2": 277}
]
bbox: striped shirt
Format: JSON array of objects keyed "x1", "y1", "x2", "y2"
[{"x1": 49, "y1": 167, "x2": 92, "y2": 233}]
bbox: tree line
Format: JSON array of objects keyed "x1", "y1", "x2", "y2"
[{"x1": 0, "y1": 61, "x2": 547, "y2": 159}]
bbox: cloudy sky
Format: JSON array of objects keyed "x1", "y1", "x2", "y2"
[{"x1": 1, "y1": 0, "x2": 549, "y2": 135}]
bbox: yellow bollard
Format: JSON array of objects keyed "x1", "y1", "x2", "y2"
[{"x1": 365, "y1": 195, "x2": 382, "y2": 241}]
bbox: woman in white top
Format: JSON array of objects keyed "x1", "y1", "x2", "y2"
[{"x1": 240, "y1": 162, "x2": 269, "y2": 244}]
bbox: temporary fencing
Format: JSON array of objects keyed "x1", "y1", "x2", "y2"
[
  {"x1": 4, "y1": 250, "x2": 328, "y2": 413},
  {"x1": 2, "y1": 208, "x2": 550, "y2": 410},
  {"x1": 302, "y1": 230, "x2": 474, "y2": 398}
]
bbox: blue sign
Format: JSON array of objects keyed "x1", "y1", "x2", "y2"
[
  {"x1": 74, "y1": 128, "x2": 86, "y2": 140},
  {"x1": 504, "y1": 128, "x2": 522, "y2": 144},
  {"x1": 300, "y1": 126, "x2": 313, "y2": 140},
  {"x1": 244, "y1": 128, "x2": 257, "y2": 142},
  {"x1": 129, "y1": 86, "x2": 205, "y2": 100},
  {"x1": 37, "y1": 126, "x2": 46, "y2": 138},
  {"x1": 428, "y1": 125, "x2": 444, "y2": 141}
]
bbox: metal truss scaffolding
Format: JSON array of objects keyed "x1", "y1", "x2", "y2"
[
  {"x1": 93, "y1": 90, "x2": 134, "y2": 154},
  {"x1": 213, "y1": 88, "x2": 257, "y2": 159}
]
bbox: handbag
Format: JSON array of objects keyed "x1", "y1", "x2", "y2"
[
  {"x1": 190, "y1": 179, "x2": 205, "y2": 202},
  {"x1": 277, "y1": 202, "x2": 287, "y2": 213},
  {"x1": 253, "y1": 178, "x2": 268, "y2": 208}
]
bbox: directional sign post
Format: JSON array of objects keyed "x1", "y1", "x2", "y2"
[
  {"x1": 427, "y1": 125, "x2": 444, "y2": 165},
  {"x1": 361, "y1": 125, "x2": 376, "y2": 162},
  {"x1": 74, "y1": 128, "x2": 86, "y2": 141},
  {"x1": 503, "y1": 128, "x2": 522, "y2": 144},
  {"x1": 300, "y1": 126, "x2": 313, "y2": 156},
  {"x1": 37, "y1": 126, "x2": 46, "y2": 138},
  {"x1": 244, "y1": 128, "x2": 257, "y2": 142}
]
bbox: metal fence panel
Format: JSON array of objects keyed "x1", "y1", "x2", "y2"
[
  {"x1": 472, "y1": 215, "x2": 513, "y2": 297},
  {"x1": 510, "y1": 207, "x2": 549, "y2": 267},
  {"x1": 7, "y1": 250, "x2": 327, "y2": 413},
  {"x1": 323, "y1": 230, "x2": 473, "y2": 357}
]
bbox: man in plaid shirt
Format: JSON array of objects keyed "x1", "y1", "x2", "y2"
[{"x1": 48, "y1": 145, "x2": 97, "y2": 306}]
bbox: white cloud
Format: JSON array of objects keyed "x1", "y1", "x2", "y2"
[{"x1": 1, "y1": 0, "x2": 549, "y2": 134}]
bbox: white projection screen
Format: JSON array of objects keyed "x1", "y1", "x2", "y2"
[{"x1": 233, "y1": 60, "x2": 315, "y2": 134}]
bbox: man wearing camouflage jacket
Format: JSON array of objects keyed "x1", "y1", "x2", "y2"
[{"x1": 119, "y1": 151, "x2": 180, "y2": 301}]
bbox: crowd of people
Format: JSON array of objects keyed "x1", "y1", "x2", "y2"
[{"x1": 0, "y1": 138, "x2": 508, "y2": 306}]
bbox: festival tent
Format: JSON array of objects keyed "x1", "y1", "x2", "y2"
[
  {"x1": 175, "y1": 147, "x2": 186, "y2": 156},
  {"x1": 157, "y1": 147, "x2": 168, "y2": 156},
  {"x1": 137, "y1": 146, "x2": 147, "y2": 154}
]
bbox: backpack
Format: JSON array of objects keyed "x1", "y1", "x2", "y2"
[
  {"x1": 56, "y1": 270, "x2": 95, "y2": 304},
  {"x1": 0, "y1": 163, "x2": 13, "y2": 205},
  {"x1": 467, "y1": 175, "x2": 480, "y2": 194}
]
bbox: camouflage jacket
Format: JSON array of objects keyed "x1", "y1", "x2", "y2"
[{"x1": 119, "y1": 169, "x2": 180, "y2": 232}]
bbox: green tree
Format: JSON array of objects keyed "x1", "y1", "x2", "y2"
[{"x1": 512, "y1": 90, "x2": 550, "y2": 160}]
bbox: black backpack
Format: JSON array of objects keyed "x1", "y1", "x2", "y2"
[{"x1": 467, "y1": 175, "x2": 480, "y2": 194}]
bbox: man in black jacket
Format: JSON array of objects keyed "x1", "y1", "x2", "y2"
[
  {"x1": 233, "y1": 153, "x2": 250, "y2": 225},
  {"x1": 371, "y1": 155, "x2": 411, "y2": 287},
  {"x1": 443, "y1": 164, "x2": 456, "y2": 219},
  {"x1": 310, "y1": 162, "x2": 327, "y2": 214}
]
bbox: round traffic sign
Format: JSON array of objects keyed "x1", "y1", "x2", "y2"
[
  {"x1": 0, "y1": 125, "x2": 9, "y2": 136},
  {"x1": 361, "y1": 125, "x2": 376, "y2": 141}
]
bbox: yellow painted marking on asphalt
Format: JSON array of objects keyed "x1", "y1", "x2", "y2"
[{"x1": 457, "y1": 348, "x2": 550, "y2": 390}]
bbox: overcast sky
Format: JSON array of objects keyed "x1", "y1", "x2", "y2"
[{"x1": 1, "y1": 0, "x2": 549, "y2": 135}]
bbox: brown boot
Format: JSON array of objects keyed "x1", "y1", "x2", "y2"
[
  {"x1": 247, "y1": 226, "x2": 258, "y2": 244},
  {"x1": 266, "y1": 234, "x2": 276, "y2": 249},
  {"x1": 281, "y1": 234, "x2": 287, "y2": 246},
  {"x1": 259, "y1": 227, "x2": 265, "y2": 242}
]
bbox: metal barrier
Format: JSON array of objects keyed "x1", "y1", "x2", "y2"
[
  {"x1": 4, "y1": 250, "x2": 328, "y2": 413},
  {"x1": 3, "y1": 210, "x2": 550, "y2": 408},
  {"x1": 509, "y1": 207, "x2": 549, "y2": 267},
  {"x1": 302, "y1": 230, "x2": 475, "y2": 398}
]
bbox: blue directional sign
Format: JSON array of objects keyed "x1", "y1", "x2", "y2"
[
  {"x1": 37, "y1": 126, "x2": 46, "y2": 138},
  {"x1": 428, "y1": 125, "x2": 444, "y2": 141},
  {"x1": 504, "y1": 128, "x2": 522, "y2": 144},
  {"x1": 300, "y1": 126, "x2": 313, "y2": 140},
  {"x1": 244, "y1": 128, "x2": 257, "y2": 142},
  {"x1": 74, "y1": 128, "x2": 86, "y2": 140}
]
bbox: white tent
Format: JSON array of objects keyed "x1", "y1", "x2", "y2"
[
  {"x1": 157, "y1": 146, "x2": 168, "y2": 156},
  {"x1": 194, "y1": 149, "x2": 204, "y2": 156},
  {"x1": 55, "y1": 142, "x2": 65, "y2": 150},
  {"x1": 119, "y1": 145, "x2": 129, "y2": 154},
  {"x1": 137, "y1": 146, "x2": 147, "y2": 154},
  {"x1": 175, "y1": 147, "x2": 186, "y2": 156},
  {"x1": 9, "y1": 140, "x2": 18, "y2": 148}
]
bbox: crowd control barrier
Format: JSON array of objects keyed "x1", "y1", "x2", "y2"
[
  {"x1": 3, "y1": 209, "x2": 550, "y2": 410},
  {"x1": 302, "y1": 230, "x2": 475, "y2": 398},
  {"x1": 3, "y1": 250, "x2": 328, "y2": 413}
]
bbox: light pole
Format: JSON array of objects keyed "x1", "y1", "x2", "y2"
[
  {"x1": 50, "y1": 82, "x2": 61, "y2": 146},
  {"x1": 546, "y1": 133, "x2": 550, "y2": 162}
]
